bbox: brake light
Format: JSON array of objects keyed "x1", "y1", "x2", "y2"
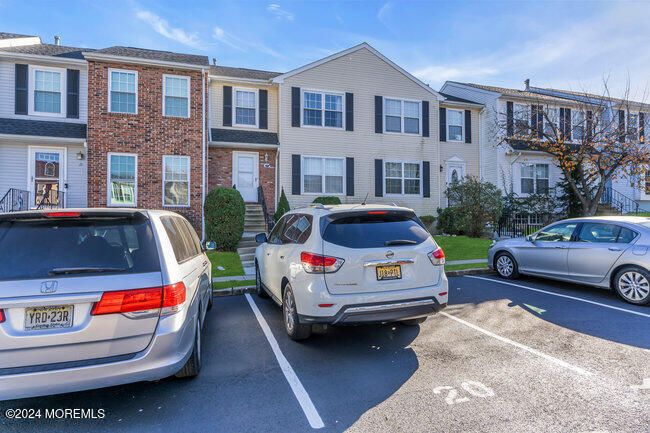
[
  {"x1": 0, "y1": 309, "x2": 5, "y2": 323},
  {"x1": 428, "y1": 247, "x2": 446, "y2": 266},
  {"x1": 301, "y1": 252, "x2": 344, "y2": 273},
  {"x1": 368, "y1": 211, "x2": 387, "y2": 214},
  {"x1": 162, "y1": 282, "x2": 186, "y2": 315},
  {"x1": 318, "y1": 304, "x2": 334, "y2": 308},
  {"x1": 91, "y1": 282, "x2": 186, "y2": 316},
  {"x1": 43, "y1": 211, "x2": 81, "y2": 217}
]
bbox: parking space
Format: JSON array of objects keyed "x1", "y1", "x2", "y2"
[{"x1": 1, "y1": 275, "x2": 648, "y2": 432}]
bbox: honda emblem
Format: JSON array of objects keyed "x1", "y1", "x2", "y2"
[{"x1": 40, "y1": 281, "x2": 58, "y2": 294}]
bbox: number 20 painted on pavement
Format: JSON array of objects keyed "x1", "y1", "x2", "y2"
[{"x1": 433, "y1": 381, "x2": 495, "y2": 405}]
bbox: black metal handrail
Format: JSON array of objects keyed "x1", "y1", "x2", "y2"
[
  {"x1": 36, "y1": 188, "x2": 64, "y2": 210},
  {"x1": 257, "y1": 185, "x2": 274, "y2": 232},
  {"x1": 600, "y1": 186, "x2": 650, "y2": 215},
  {"x1": 0, "y1": 188, "x2": 29, "y2": 213},
  {"x1": 496, "y1": 213, "x2": 548, "y2": 239}
]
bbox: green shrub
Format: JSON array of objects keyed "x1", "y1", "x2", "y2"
[
  {"x1": 436, "y1": 207, "x2": 462, "y2": 235},
  {"x1": 419, "y1": 215, "x2": 436, "y2": 227},
  {"x1": 446, "y1": 176, "x2": 502, "y2": 237},
  {"x1": 204, "y1": 187, "x2": 245, "y2": 251},
  {"x1": 274, "y1": 188, "x2": 290, "y2": 222},
  {"x1": 312, "y1": 196, "x2": 342, "y2": 205}
]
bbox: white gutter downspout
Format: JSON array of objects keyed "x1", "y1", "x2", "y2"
[{"x1": 201, "y1": 69, "x2": 207, "y2": 241}]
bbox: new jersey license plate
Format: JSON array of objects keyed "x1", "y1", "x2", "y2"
[
  {"x1": 24, "y1": 305, "x2": 73, "y2": 331},
  {"x1": 376, "y1": 265, "x2": 402, "y2": 280}
]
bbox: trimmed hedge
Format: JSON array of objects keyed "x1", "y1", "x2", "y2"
[
  {"x1": 204, "y1": 187, "x2": 245, "y2": 251},
  {"x1": 274, "y1": 188, "x2": 290, "y2": 222},
  {"x1": 419, "y1": 215, "x2": 436, "y2": 227},
  {"x1": 436, "y1": 207, "x2": 462, "y2": 235},
  {"x1": 312, "y1": 196, "x2": 342, "y2": 205}
]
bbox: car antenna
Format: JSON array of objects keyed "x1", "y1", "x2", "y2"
[{"x1": 361, "y1": 193, "x2": 369, "y2": 205}]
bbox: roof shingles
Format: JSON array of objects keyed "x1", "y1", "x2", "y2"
[
  {"x1": 210, "y1": 128, "x2": 278, "y2": 145},
  {"x1": 91, "y1": 46, "x2": 209, "y2": 66},
  {"x1": 0, "y1": 43, "x2": 91, "y2": 59},
  {"x1": 209, "y1": 65, "x2": 280, "y2": 80},
  {"x1": 0, "y1": 118, "x2": 86, "y2": 139}
]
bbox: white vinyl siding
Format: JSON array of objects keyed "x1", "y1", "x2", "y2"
[
  {"x1": 108, "y1": 69, "x2": 137, "y2": 114},
  {"x1": 108, "y1": 153, "x2": 137, "y2": 206},
  {"x1": 163, "y1": 75, "x2": 190, "y2": 118},
  {"x1": 302, "y1": 89, "x2": 343, "y2": 128},
  {"x1": 384, "y1": 160, "x2": 422, "y2": 196},
  {"x1": 163, "y1": 155, "x2": 190, "y2": 206},
  {"x1": 302, "y1": 156, "x2": 344, "y2": 194},
  {"x1": 384, "y1": 98, "x2": 420, "y2": 135}
]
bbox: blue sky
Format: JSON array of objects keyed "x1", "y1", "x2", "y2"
[{"x1": 2, "y1": 0, "x2": 649, "y2": 99}]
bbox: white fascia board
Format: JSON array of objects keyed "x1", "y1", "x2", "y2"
[
  {"x1": 208, "y1": 75, "x2": 275, "y2": 85},
  {"x1": 272, "y1": 42, "x2": 444, "y2": 100},
  {"x1": 0, "y1": 51, "x2": 87, "y2": 66},
  {"x1": 440, "y1": 101, "x2": 484, "y2": 109}
]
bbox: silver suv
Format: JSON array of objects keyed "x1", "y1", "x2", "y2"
[{"x1": 0, "y1": 209, "x2": 212, "y2": 401}]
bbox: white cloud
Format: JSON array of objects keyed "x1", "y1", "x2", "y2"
[
  {"x1": 136, "y1": 10, "x2": 203, "y2": 49},
  {"x1": 267, "y1": 4, "x2": 294, "y2": 21},
  {"x1": 212, "y1": 26, "x2": 285, "y2": 59}
]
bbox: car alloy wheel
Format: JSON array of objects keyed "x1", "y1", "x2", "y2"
[
  {"x1": 617, "y1": 271, "x2": 650, "y2": 303},
  {"x1": 496, "y1": 255, "x2": 514, "y2": 277},
  {"x1": 283, "y1": 290, "x2": 295, "y2": 333}
]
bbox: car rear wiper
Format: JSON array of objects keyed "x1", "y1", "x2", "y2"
[
  {"x1": 384, "y1": 239, "x2": 417, "y2": 246},
  {"x1": 48, "y1": 267, "x2": 126, "y2": 275}
]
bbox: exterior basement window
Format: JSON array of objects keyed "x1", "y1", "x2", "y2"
[
  {"x1": 163, "y1": 156, "x2": 190, "y2": 206},
  {"x1": 164, "y1": 75, "x2": 190, "y2": 118}
]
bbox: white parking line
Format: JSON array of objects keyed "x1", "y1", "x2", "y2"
[
  {"x1": 245, "y1": 294, "x2": 325, "y2": 429},
  {"x1": 440, "y1": 312, "x2": 593, "y2": 376},
  {"x1": 468, "y1": 276, "x2": 650, "y2": 318}
]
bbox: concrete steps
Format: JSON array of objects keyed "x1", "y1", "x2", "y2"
[{"x1": 238, "y1": 204, "x2": 268, "y2": 275}]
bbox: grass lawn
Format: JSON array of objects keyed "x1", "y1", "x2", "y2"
[
  {"x1": 433, "y1": 235, "x2": 492, "y2": 261},
  {"x1": 207, "y1": 251, "x2": 244, "y2": 277},
  {"x1": 445, "y1": 262, "x2": 489, "y2": 271},
  {"x1": 212, "y1": 279, "x2": 255, "y2": 290}
]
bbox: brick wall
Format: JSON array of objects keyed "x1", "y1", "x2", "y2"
[
  {"x1": 207, "y1": 147, "x2": 276, "y2": 213},
  {"x1": 86, "y1": 61, "x2": 207, "y2": 233}
]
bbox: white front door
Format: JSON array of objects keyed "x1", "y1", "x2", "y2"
[
  {"x1": 233, "y1": 151, "x2": 259, "y2": 202},
  {"x1": 445, "y1": 162, "x2": 465, "y2": 206},
  {"x1": 28, "y1": 146, "x2": 66, "y2": 208}
]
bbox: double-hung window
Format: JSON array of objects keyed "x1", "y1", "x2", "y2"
[
  {"x1": 447, "y1": 109, "x2": 464, "y2": 141},
  {"x1": 163, "y1": 156, "x2": 190, "y2": 206},
  {"x1": 108, "y1": 153, "x2": 137, "y2": 206},
  {"x1": 109, "y1": 69, "x2": 137, "y2": 114},
  {"x1": 234, "y1": 89, "x2": 257, "y2": 126},
  {"x1": 32, "y1": 67, "x2": 64, "y2": 115},
  {"x1": 302, "y1": 156, "x2": 344, "y2": 194},
  {"x1": 302, "y1": 90, "x2": 343, "y2": 128},
  {"x1": 384, "y1": 98, "x2": 420, "y2": 134},
  {"x1": 544, "y1": 107, "x2": 558, "y2": 135},
  {"x1": 573, "y1": 111, "x2": 585, "y2": 141},
  {"x1": 385, "y1": 161, "x2": 421, "y2": 195},
  {"x1": 163, "y1": 75, "x2": 190, "y2": 118},
  {"x1": 521, "y1": 163, "x2": 549, "y2": 194}
]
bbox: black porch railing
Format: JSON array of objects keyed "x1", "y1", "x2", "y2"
[
  {"x1": 496, "y1": 214, "x2": 548, "y2": 239},
  {"x1": 600, "y1": 186, "x2": 650, "y2": 215},
  {"x1": 257, "y1": 185, "x2": 275, "y2": 232},
  {"x1": 36, "y1": 188, "x2": 64, "y2": 210},
  {"x1": 0, "y1": 188, "x2": 29, "y2": 213}
]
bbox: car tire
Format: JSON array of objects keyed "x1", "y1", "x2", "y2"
[
  {"x1": 175, "y1": 316, "x2": 203, "y2": 378},
  {"x1": 495, "y1": 252, "x2": 519, "y2": 279},
  {"x1": 255, "y1": 263, "x2": 268, "y2": 298},
  {"x1": 207, "y1": 290, "x2": 213, "y2": 310},
  {"x1": 400, "y1": 317, "x2": 427, "y2": 326},
  {"x1": 613, "y1": 266, "x2": 650, "y2": 305},
  {"x1": 283, "y1": 284, "x2": 311, "y2": 341}
]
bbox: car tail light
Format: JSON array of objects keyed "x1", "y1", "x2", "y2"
[
  {"x1": 428, "y1": 247, "x2": 445, "y2": 266},
  {"x1": 43, "y1": 211, "x2": 81, "y2": 217},
  {"x1": 368, "y1": 211, "x2": 387, "y2": 214},
  {"x1": 301, "y1": 252, "x2": 344, "y2": 273},
  {"x1": 0, "y1": 309, "x2": 5, "y2": 323},
  {"x1": 91, "y1": 282, "x2": 186, "y2": 316}
]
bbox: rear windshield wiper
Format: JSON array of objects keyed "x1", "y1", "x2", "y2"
[
  {"x1": 48, "y1": 267, "x2": 126, "y2": 275},
  {"x1": 384, "y1": 239, "x2": 418, "y2": 246}
]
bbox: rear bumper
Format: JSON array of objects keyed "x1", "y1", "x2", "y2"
[
  {"x1": 299, "y1": 296, "x2": 447, "y2": 325},
  {"x1": 0, "y1": 312, "x2": 195, "y2": 401}
]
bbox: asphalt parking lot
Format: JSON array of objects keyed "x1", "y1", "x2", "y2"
[{"x1": 1, "y1": 274, "x2": 649, "y2": 432}]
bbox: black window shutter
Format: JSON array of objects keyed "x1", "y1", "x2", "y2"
[
  {"x1": 345, "y1": 92, "x2": 354, "y2": 131},
  {"x1": 66, "y1": 69, "x2": 80, "y2": 119},
  {"x1": 565, "y1": 109, "x2": 571, "y2": 141},
  {"x1": 259, "y1": 89, "x2": 268, "y2": 129},
  {"x1": 559, "y1": 108, "x2": 566, "y2": 138},
  {"x1": 374, "y1": 159, "x2": 383, "y2": 197},
  {"x1": 423, "y1": 161, "x2": 430, "y2": 198},
  {"x1": 464, "y1": 110, "x2": 471, "y2": 143},
  {"x1": 291, "y1": 154, "x2": 301, "y2": 195},
  {"x1": 439, "y1": 107, "x2": 446, "y2": 141},
  {"x1": 640, "y1": 112, "x2": 645, "y2": 143},
  {"x1": 586, "y1": 110, "x2": 593, "y2": 142},
  {"x1": 15, "y1": 64, "x2": 28, "y2": 115},
  {"x1": 291, "y1": 87, "x2": 301, "y2": 127},
  {"x1": 374, "y1": 96, "x2": 383, "y2": 133},
  {"x1": 506, "y1": 101, "x2": 514, "y2": 136},
  {"x1": 618, "y1": 110, "x2": 625, "y2": 142},
  {"x1": 422, "y1": 101, "x2": 429, "y2": 137},
  {"x1": 223, "y1": 86, "x2": 232, "y2": 126},
  {"x1": 346, "y1": 157, "x2": 354, "y2": 196}
]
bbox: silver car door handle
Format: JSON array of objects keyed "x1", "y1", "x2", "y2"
[
  {"x1": 608, "y1": 247, "x2": 622, "y2": 251},
  {"x1": 202, "y1": 261, "x2": 208, "y2": 266}
]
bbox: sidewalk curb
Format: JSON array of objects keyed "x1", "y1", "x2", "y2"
[{"x1": 445, "y1": 268, "x2": 494, "y2": 277}]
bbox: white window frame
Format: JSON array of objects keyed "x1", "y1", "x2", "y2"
[
  {"x1": 383, "y1": 159, "x2": 423, "y2": 196},
  {"x1": 108, "y1": 68, "x2": 138, "y2": 114},
  {"x1": 382, "y1": 97, "x2": 422, "y2": 136},
  {"x1": 300, "y1": 88, "x2": 345, "y2": 129},
  {"x1": 300, "y1": 155, "x2": 346, "y2": 195},
  {"x1": 520, "y1": 162, "x2": 549, "y2": 195},
  {"x1": 232, "y1": 87, "x2": 258, "y2": 128},
  {"x1": 162, "y1": 155, "x2": 191, "y2": 207},
  {"x1": 162, "y1": 74, "x2": 191, "y2": 118},
  {"x1": 446, "y1": 108, "x2": 465, "y2": 142},
  {"x1": 107, "y1": 152, "x2": 138, "y2": 207},
  {"x1": 28, "y1": 65, "x2": 66, "y2": 118}
]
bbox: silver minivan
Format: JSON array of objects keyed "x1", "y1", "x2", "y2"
[{"x1": 0, "y1": 209, "x2": 212, "y2": 400}]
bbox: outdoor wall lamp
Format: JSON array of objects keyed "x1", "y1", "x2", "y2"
[{"x1": 77, "y1": 151, "x2": 85, "y2": 160}]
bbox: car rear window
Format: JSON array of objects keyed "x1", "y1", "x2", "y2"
[
  {"x1": 0, "y1": 215, "x2": 160, "y2": 281},
  {"x1": 322, "y1": 213, "x2": 430, "y2": 248}
]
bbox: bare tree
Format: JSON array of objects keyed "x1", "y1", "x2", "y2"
[{"x1": 494, "y1": 80, "x2": 650, "y2": 216}]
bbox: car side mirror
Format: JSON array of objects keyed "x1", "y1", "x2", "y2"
[
  {"x1": 203, "y1": 241, "x2": 216, "y2": 252},
  {"x1": 526, "y1": 235, "x2": 536, "y2": 242},
  {"x1": 255, "y1": 233, "x2": 267, "y2": 243}
]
